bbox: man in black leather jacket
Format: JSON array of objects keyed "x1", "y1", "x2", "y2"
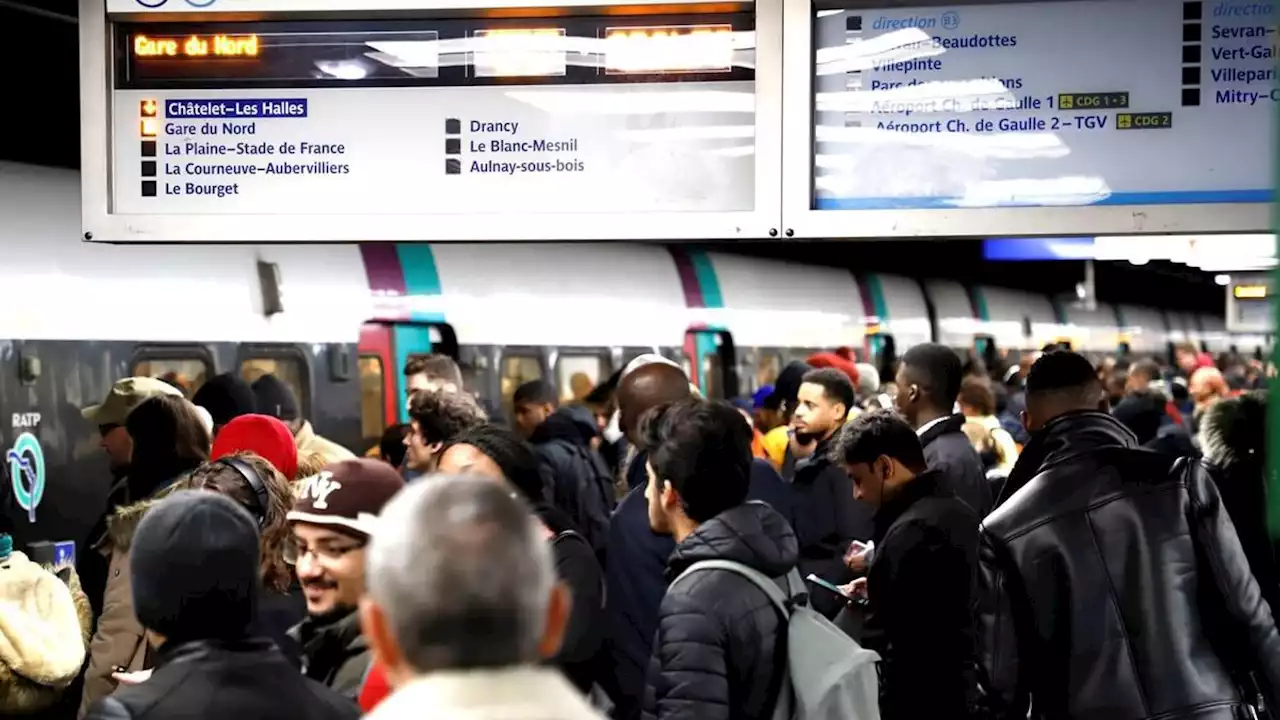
[
  {"x1": 86, "y1": 491, "x2": 357, "y2": 720},
  {"x1": 978, "y1": 350, "x2": 1280, "y2": 720}
]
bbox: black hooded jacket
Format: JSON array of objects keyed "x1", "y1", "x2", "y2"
[
  {"x1": 86, "y1": 638, "x2": 358, "y2": 720},
  {"x1": 865, "y1": 469, "x2": 979, "y2": 720},
  {"x1": 642, "y1": 501, "x2": 799, "y2": 720},
  {"x1": 978, "y1": 411, "x2": 1280, "y2": 720},
  {"x1": 531, "y1": 406, "x2": 615, "y2": 558},
  {"x1": 787, "y1": 435, "x2": 873, "y2": 618},
  {"x1": 534, "y1": 502, "x2": 605, "y2": 694},
  {"x1": 1199, "y1": 392, "x2": 1280, "y2": 617}
]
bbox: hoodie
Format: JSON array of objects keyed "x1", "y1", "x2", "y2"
[
  {"x1": 531, "y1": 406, "x2": 615, "y2": 557},
  {"x1": 1199, "y1": 391, "x2": 1279, "y2": 616}
]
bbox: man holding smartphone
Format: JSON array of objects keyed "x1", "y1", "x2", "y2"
[{"x1": 832, "y1": 410, "x2": 980, "y2": 720}]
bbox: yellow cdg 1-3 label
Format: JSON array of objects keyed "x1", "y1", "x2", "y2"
[{"x1": 1057, "y1": 92, "x2": 1130, "y2": 110}]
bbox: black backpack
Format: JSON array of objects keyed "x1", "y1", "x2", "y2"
[{"x1": 539, "y1": 441, "x2": 615, "y2": 555}]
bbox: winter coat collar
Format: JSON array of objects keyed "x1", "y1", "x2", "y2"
[
  {"x1": 105, "y1": 474, "x2": 190, "y2": 552},
  {"x1": 665, "y1": 501, "x2": 799, "y2": 581},
  {"x1": 997, "y1": 410, "x2": 1135, "y2": 505}
]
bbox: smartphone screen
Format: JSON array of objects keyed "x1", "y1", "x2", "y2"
[{"x1": 805, "y1": 573, "x2": 850, "y2": 598}]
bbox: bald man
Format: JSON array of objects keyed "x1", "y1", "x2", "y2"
[
  {"x1": 618, "y1": 363, "x2": 691, "y2": 462},
  {"x1": 1190, "y1": 366, "x2": 1229, "y2": 411},
  {"x1": 603, "y1": 362, "x2": 792, "y2": 720},
  {"x1": 603, "y1": 363, "x2": 691, "y2": 719}
]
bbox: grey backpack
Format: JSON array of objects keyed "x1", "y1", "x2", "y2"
[{"x1": 670, "y1": 560, "x2": 881, "y2": 720}]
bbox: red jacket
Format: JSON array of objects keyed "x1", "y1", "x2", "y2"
[{"x1": 359, "y1": 661, "x2": 392, "y2": 712}]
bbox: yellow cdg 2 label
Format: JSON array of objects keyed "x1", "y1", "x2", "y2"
[{"x1": 1116, "y1": 112, "x2": 1174, "y2": 130}]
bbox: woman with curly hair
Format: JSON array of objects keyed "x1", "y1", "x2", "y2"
[{"x1": 186, "y1": 452, "x2": 307, "y2": 666}]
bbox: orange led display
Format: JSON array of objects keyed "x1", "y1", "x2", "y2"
[
  {"x1": 134, "y1": 34, "x2": 260, "y2": 59},
  {"x1": 140, "y1": 118, "x2": 158, "y2": 137},
  {"x1": 1234, "y1": 284, "x2": 1268, "y2": 299},
  {"x1": 604, "y1": 24, "x2": 735, "y2": 74},
  {"x1": 473, "y1": 28, "x2": 567, "y2": 78}
]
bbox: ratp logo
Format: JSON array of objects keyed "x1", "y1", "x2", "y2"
[
  {"x1": 7, "y1": 433, "x2": 45, "y2": 523},
  {"x1": 136, "y1": 0, "x2": 218, "y2": 7}
]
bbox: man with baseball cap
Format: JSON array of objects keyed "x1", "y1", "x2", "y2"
[
  {"x1": 286, "y1": 459, "x2": 405, "y2": 701},
  {"x1": 82, "y1": 377, "x2": 184, "y2": 479},
  {"x1": 80, "y1": 377, "x2": 184, "y2": 620}
]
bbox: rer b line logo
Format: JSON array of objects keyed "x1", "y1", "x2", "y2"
[{"x1": 7, "y1": 433, "x2": 45, "y2": 523}]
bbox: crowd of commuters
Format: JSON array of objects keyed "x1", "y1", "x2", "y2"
[{"x1": 0, "y1": 339, "x2": 1274, "y2": 720}]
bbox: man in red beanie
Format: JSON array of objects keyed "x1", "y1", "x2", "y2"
[{"x1": 211, "y1": 414, "x2": 301, "y2": 481}]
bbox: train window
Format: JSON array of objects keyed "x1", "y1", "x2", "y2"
[
  {"x1": 702, "y1": 353, "x2": 723, "y2": 399},
  {"x1": 131, "y1": 357, "x2": 210, "y2": 398},
  {"x1": 757, "y1": 352, "x2": 782, "y2": 388},
  {"x1": 358, "y1": 355, "x2": 385, "y2": 448},
  {"x1": 240, "y1": 356, "x2": 310, "y2": 419},
  {"x1": 500, "y1": 353, "x2": 543, "y2": 420},
  {"x1": 557, "y1": 353, "x2": 609, "y2": 403}
]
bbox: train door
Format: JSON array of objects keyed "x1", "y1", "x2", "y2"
[
  {"x1": 358, "y1": 323, "x2": 396, "y2": 456},
  {"x1": 357, "y1": 321, "x2": 459, "y2": 450},
  {"x1": 684, "y1": 329, "x2": 739, "y2": 400},
  {"x1": 975, "y1": 334, "x2": 999, "y2": 372},
  {"x1": 868, "y1": 333, "x2": 897, "y2": 385}
]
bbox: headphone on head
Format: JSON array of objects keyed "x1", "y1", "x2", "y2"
[{"x1": 216, "y1": 456, "x2": 269, "y2": 527}]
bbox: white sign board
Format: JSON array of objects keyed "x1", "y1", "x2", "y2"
[
  {"x1": 81, "y1": 2, "x2": 776, "y2": 243},
  {"x1": 811, "y1": 0, "x2": 1275, "y2": 211},
  {"x1": 114, "y1": 86, "x2": 754, "y2": 216}
]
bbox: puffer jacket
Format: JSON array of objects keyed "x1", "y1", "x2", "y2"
[
  {"x1": 289, "y1": 608, "x2": 372, "y2": 702},
  {"x1": 642, "y1": 501, "x2": 799, "y2": 720},
  {"x1": 978, "y1": 410, "x2": 1280, "y2": 720},
  {"x1": 0, "y1": 556, "x2": 93, "y2": 716},
  {"x1": 531, "y1": 406, "x2": 615, "y2": 558},
  {"x1": 79, "y1": 479, "x2": 186, "y2": 717}
]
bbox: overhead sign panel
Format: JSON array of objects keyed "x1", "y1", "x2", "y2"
[
  {"x1": 82, "y1": 1, "x2": 777, "y2": 242},
  {"x1": 1227, "y1": 273, "x2": 1274, "y2": 333},
  {"x1": 813, "y1": 0, "x2": 1275, "y2": 209},
  {"x1": 785, "y1": 0, "x2": 1274, "y2": 237}
]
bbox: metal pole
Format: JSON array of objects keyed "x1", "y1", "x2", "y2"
[
  {"x1": 1083, "y1": 259, "x2": 1097, "y2": 312},
  {"x1": 1270, "y1": 70, "x2": 1279, "y2": 542}
]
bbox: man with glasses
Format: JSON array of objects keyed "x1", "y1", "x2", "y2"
[{"x1": 286, "y1": 458, "x2": 405, "y2": 701}]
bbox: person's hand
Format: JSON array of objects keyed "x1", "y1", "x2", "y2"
[
  {"x1": 839, "y1": 577, "x2": 868, "y2": 601},
  {"x1": 844, "y1": 541, "x2": 871, "y2": 572},
  {"x1": 112, "y1": 669, "x2": 152, "y2": 685}
]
